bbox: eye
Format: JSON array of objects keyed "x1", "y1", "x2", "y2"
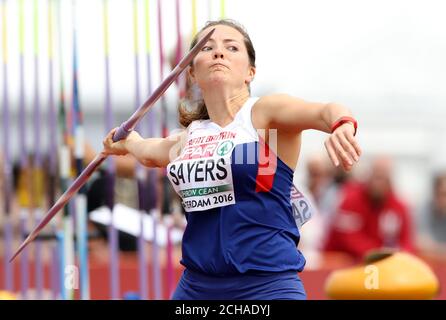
[
  {"x1": 201, "y1": 46, "x2": 212, "y2": 51},
  {"x1": 228, "y1": 46, "x2": 238, "y2": 52}
]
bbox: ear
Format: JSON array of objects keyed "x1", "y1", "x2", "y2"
[
  {"x1": 188, "y1": 66, "x2": 196, "y2": 84},
  {"x1": 245, "y1": 66, "x2": 256, "y2": 84}
]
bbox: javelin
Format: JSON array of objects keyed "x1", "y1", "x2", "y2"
[{"x1": 10, "y1": 27, "x2": 215, "y2": 263}]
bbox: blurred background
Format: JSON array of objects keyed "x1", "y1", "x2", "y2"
[{"x1": 1, "y1": 0, "x2": 445, "y2": 300}]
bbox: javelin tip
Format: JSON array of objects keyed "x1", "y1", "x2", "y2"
[{"x1": 9, "y1": 234, "x2": 34, "y2": 263}]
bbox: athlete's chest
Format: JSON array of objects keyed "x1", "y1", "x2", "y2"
[{"x1": 167, "y1": 121, "x2": 258, "y2": 212}]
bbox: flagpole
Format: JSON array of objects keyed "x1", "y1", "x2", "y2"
[
  {"x1": 2, "y1": 0, "x2": 14, "y2": 294},
  {"x1": 16, "y1": 0, "x2": 31, "y2": 299},
  {"x1": 32, "y1": 0, "x2": 45, "y2": 299},
  {"x1": 220, "y1": 0, "x2": 226, "y2": 18},
  {"x1": 56, "y1": 0, "x2": 75, "y2": 300},
  {"x1": 103, "y1": 0, "x2": 120, "y2": 300},
  {"x1": 191, "y1": 0, "x2": 197, "y2": 36},
  {"x1": 72, "y1": 0, "x2": 90, "y2": 300},
  {"x1": 144, "y1": 0, "x2": 162, "y2": 300},
  {"x1": 47, "y1": 0, "x2": 60, "y2": 300},
  {"x1": 131, "y1": 0, "x2": 150, "y2": 300}
]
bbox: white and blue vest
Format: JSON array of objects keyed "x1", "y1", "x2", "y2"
[{"x1": 167, "y1": 97, "x2": 311, "y2": 275}]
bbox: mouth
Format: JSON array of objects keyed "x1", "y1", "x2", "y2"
[{"x1": 210, "y1": 63, "x2": 228, "y2": 69}]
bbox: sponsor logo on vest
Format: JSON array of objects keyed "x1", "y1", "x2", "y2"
[
  {"x1": 186, "y1": 131, "x2": 237, "y2": 146},
  {"x1": 181, "y1": 142, "x2": 218, "y2": 160},
  {"x1": 179, "y1": 184, "x2": 232, "y2": 198},
  {"x1": 216, "y1": 141, "x2": 234, "y2": 156}
]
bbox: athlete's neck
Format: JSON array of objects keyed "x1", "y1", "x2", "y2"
[{"x1": 202, "y1": 88, "x2": 250, "y2": 128}]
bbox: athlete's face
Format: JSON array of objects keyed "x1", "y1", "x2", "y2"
[{"x1": 189, "y1": 25, "x2": 255, "y2": 91}]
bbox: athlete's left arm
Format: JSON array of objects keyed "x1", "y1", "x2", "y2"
[
  {"x1": 256, "y1": 94, "x2": 351, "y2": 133},
  {"x1": 255, "y1": 94, "x2": 362, "y2": 171}
]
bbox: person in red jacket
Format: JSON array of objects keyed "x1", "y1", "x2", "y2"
[{"x1": 324, "y1": 156, "x2": 414, "y2": 261}]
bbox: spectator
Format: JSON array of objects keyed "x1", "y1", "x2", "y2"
[
  {"x1": 300, "y1": 153, "x2": 356, "y2": 268},
  {"x1": 306, "y1": 153, "x2": 332, "y2": 207},
  {"x1": 417, "y1": 171, "x2": 446, "y2": 256},
  {"x1": 300, "y1": 154, "x2": 334, "y2": 260},
  {"x1": 324, "y1": 155, "x2": 414, "y2": 261}
]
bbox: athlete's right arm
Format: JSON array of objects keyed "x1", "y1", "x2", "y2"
[{"x1": 102, "y1": 128, "x2": 186, "y2": 168}]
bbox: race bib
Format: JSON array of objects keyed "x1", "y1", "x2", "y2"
[
  {"x1": 290, "y1": 184, "x2": 314, "y2": 229},
  {"x1": 167, "y1": 132, "x2": 237, "y2": 212}
]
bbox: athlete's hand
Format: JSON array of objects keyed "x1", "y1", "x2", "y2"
[
  {"x1": 324, "y1": 123, "x2": 361, "y2": 171},
  {"x1": 102, "y1": 127, "x2": 142, "y2": 156}
]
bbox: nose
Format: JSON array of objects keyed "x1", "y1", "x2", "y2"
[
  {"x1": 213, "y1": 47, "x2": 224, "y2": 59},
  {"x1": 214, "y1": 53, "x2": 224, "y2": 59}
]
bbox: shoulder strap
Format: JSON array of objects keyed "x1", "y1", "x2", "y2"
[{"x1": 235, "y1": 97, "x2": 260, "y2": 139}]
